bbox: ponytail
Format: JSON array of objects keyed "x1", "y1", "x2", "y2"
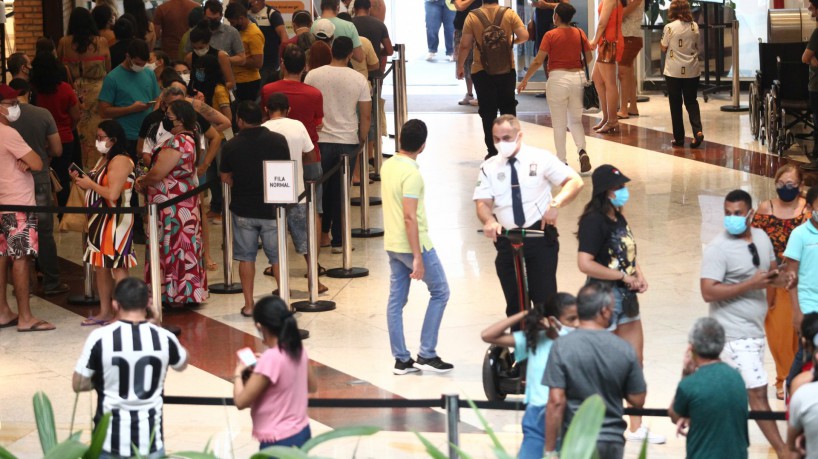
[{"x1": 253, "y1": 296, "x2": 304, "y2": 360}]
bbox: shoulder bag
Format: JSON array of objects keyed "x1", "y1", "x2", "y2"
[{"x1": 577, "y1": 27, "x2": 599, "y2": 110}]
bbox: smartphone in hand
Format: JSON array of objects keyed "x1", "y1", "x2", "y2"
[
  {"x1": 236, "y1": 347, "x2": 257, "y2": 366},
  {"x1": 69, "y1": 163, "x2": 85, "y2": 177}
]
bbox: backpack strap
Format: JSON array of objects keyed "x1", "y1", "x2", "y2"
[
  {"x1": 493, "y1": 6, "x2": 508, "y2": 27},
  {"x1": 471, "y1": 8, "x2": 492, "y2": 29}
]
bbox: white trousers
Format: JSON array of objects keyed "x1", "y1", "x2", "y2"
[{"x1": 545, "y1": 70, "x2": 587, "y2": 162}]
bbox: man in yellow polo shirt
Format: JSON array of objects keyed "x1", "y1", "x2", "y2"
[
  {"x1": 381, "y1": 119, "x2": 453, "y2": 375},
  {"x1": 225, "y1": 2, "x2": 265, "y2": 101}
]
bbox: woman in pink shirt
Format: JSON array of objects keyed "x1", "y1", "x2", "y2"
[{"x1": 234, "y1": 296, "x2": 317, "y2": 450}]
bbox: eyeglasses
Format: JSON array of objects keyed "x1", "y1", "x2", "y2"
[
  {"x1": 775, "y1": 182, "x2": 800, "y2": 190},
  {"x1": 748, "y1": 243, "x2": 760, "y2": 268},
  {"x1": 95, "y1": 135, "x2": 109, "y2": 142}
]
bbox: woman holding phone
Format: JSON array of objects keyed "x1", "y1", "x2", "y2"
[
  {"x1": 233, "y1": 296, "x2": 317, "y2": 450},
  {"x1": 70, "y1": 120, "x2": 136, "y2": 326}
]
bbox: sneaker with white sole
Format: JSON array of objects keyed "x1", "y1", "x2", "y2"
[
  {"x1": 426, "y1": 52, "x2": 436, "y2": 61},
  {"x1": 393, "y1": 358, "x2": 420, "y2": 375},
  {"x1": 414, "y1": 356, "x2": 454, "y2": 373},
  {"x1": 625, "y1": 426, "x2": 666, "y2": 444},
  {"x1": 458, "y1": 94, "x2": 475, "y2": 106}
]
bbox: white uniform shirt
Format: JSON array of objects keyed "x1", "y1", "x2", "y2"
[
  {"x1": 661, "y1": 20, "x2": 700, "y2": 78},
  {"x1": 473, "y1": 144, "x2": 572, "y2": 229},
  {"x1": 262, "y1": 117, "x2": 314, "y2": 197}
]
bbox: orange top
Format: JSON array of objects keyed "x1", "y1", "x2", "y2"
[
  {"x1": 540, "y1": 27, "x2": 592, "y2": 72},
  {"x1": 599, "y1": 0, "x2": 625, "y2": 62}
]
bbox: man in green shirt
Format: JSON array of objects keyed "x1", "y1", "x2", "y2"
[
  {"x1": 670, "y1": 317, "x2": 749, "y2": 459},
  {"x1": 381, "y1": 119, "x2": 453, "y2": 375}
]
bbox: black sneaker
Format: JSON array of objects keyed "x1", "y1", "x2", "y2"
[
  {"x1": 414, "y1": 356, "x2": 454, "y2": 373},
  {"x1": 393, "y1": 358, "x2": 420, "y2": 375},
  {"x1": 578, "y1": 150, "x2": 592, "y2": 174}
]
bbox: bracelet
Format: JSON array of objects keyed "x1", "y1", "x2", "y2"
[{"x1": 233, "y1": 374, "x2": 242, "y2": 380}]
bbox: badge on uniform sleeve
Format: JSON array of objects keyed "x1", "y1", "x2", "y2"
[
  {"x1": 529, "y1": 164, "x2": 537, "y2": 176},
  {"x1": 497, "y1": 172, "x2": 506, "y2": 181}
]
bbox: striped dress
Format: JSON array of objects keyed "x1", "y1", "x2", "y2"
[{"x1": 84, "y1": 157, "x2": 137, "y2": 269}]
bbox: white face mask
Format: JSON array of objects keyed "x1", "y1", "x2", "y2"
[
  {"x1": 95, "y1": 139, "x2": 111, "y2": 154},
  {"x1": 130, "y1": 63, "x2": 145, "y2": 73},
  {"x1": 180, "y1": 73, "x2": 191, "y2": 85},
  {"x1": 495, "y1": 134, "x2": 519, "y2": 159},
  {"x1": 193, "y1": 47, "x2": 209, "y2": 57},
  {"x1": 3, "y1": 104, "x2": 21, "y2": 122},
  {"x1": 145, "y1": 62, "x2": 157, "y2": 71}
]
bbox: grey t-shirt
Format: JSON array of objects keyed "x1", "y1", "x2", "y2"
[
  {"x1": 10, "y1": 104, "x2": 58, "y2": 185},
  {"x1": 701, "y1": 228, "x2": 774, "y2": 341},
  {"x1": 789, "y1": 381, "x2": 818, "y2": 459},
  {"x1": 542, "y1": 329, "x2": 646, "y2": 444},
  {"x1": 184, "y1": 23, "x2": 245, "y2": 57}
]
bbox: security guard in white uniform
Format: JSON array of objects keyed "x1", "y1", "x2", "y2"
[{"x1": 473, "y1": 115, "x2": 584, "y2": 319}]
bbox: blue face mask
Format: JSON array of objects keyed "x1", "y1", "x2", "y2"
[
  {"x1": 724, "y1": 215, "x2": 748, "y2": 236},
  {"x1": 557, "y1": 324, "x2": 574, "y2": 337},
  {"x1": 610, "y1": 187, "x2": 629, "y2": 207}
]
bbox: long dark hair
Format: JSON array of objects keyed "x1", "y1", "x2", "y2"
[
  {"x1": 524, "y1": 293, "x2": 577, "y2": 353},
  {"x1": 98, "y1": 120, "x2": 130, "y2": 161},
  {"x1": 67, "y1": 7, "x2": 99, "y2": 54},
  {"x1": 576, "y1": 192, "x2": 617, "y2": 238},
  {"x1": 124, "y1": 0, "x2": 150, "y2": 41},
  {"x1": 92, "y1": 4, "x2": 114, "y2": 31},
  {"x1": 167, "y1": 99, "x2": 202, "y2": 161},
  {"x1": 253, "y1": 296, "x2": 304, "y2": 360},
  {"x1": 30, "y1": 51, "x2": 62, "y2": 94}
]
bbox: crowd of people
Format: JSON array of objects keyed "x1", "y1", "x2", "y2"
[{"x1": 2, "y1": 0, "x2": 818, "y2": 458}]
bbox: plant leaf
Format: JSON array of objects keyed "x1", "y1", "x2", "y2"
[
  {"x1": 638, "y1": 433, "x2": 649, "y2": 459},
  {"x1": 560, "y1": 395, "x2": 605, "y2": 459},
  {"x1": 250, "y1": 446, "x2": 310, "y2": 459},
  {"x1": 0, "y1": 444, "x2": 19, "y2": 459},
  {"x1": 491, "y1": 447, "x2": 515, "y2": 459},
  {"x1": 300, "y1": 426, "x2": 380, "y2": 453},
  {"x1": 449, "y1": 442, "x2": 474, "y2": 459},
  {"x1": 43, "y1": 440, "x2": 88, "y2": 459},
  {"x1": 169, "y1": 453, "x2": 222, "y2": 459},
  {"x1": 33, "y1": 392, "x2": 58, "y2": 454},
  {"x1": 413, "y1": 432, "x2": 448, "y2": 459},
  {"x1": 83, "y1": 412, "x2": 111, "y2": 459},
  {"x1": 466, "y1": 399, "x2": 505, "y2": 453}
]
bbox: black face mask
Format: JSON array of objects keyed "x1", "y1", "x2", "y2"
[
  {"x1": 209, "y1": 18, "x2": 221, "y2": 30},
  {"x1": 162, "y1": 116, "x2": 175, "y2": 132}
]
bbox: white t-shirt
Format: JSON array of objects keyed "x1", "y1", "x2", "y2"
[
  {"x1": 304, "y1": 64, "x2": 371, "y2": 145},
  {"x1": 661, "y1": 20, "x2": 700, "y2": 78},
  {"x1": 261, "y1": 117, "x2": 313, "y2": 197},
  {"x1": 790, "y1": 381, "x2": 818, "y2": 459},
  {"x1": 621, "y1": 6, "x2": 643, "y2": 38}
]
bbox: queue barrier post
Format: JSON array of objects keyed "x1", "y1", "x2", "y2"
[
  {"x1": 721, "y1": 20, "x2": 749, "y2": 113},
  {"x1": 209, "y1": 183, "x2": 242, "y2": 294},
  {"x1": 352, "y1": 93, "x2": 383, "y2": 208},
  {"x1": 275, "y1": 206, "x2": 290, "y2": 306},
  {"x1": 293, "y1": 181, "x2": 336, "y2": 312},
  {"x1": 147, "y1": 203, "x2": 163, "y2": 324},
  {"x1": 326, "y1": 153, "x2": 369, "y2": 279},
  {"x1": 371, "y1": 77, "x2": 384, "y2": 182},
  {"x1": 392, "y1": 43, "x2": 408, "y2": 154},
  {"x1": 352, "y1": 138, "x2": 384, "y2": 239},
  {"x1": 444, "y1": 394, "x2": 460, "y2": 459},
  {"x1": 67, "y1": 243, "x2": 100, "y2": 305}
]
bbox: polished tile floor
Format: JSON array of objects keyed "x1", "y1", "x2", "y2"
[{"x1": 1, "y1": 93, "x2": 809, "y2": 458}]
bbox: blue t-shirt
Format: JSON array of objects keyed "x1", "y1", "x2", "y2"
[
  {"x1": 783, "y1": 220, "x2": 818, "y2": 313},
  {"x1": 98, "y1": 65, "x2": 160, "y2": 140},
  {"x1": 513, "y1": 330, "x2": 554, "y2": 406}
]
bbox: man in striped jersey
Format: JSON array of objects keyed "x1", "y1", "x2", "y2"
[{"x1": 73, "y1": 278, "x2": 188, "y2": 458}]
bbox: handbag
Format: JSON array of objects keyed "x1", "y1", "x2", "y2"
[
  {"x1": 58, "y1": 183, "x2": 87, "y2": 233},
  {"x1": 577, "y1": 27, "x2": 600, "y2": 110},
  {"x1": 527, "y1": 19, "x2": 536, "y2": 42},
  {"x1": 49, "y1": 167, "x2": 63, "y2": 194},
  {"x1": 596, "y1": 6, "x2": 619, "y2": 63}
]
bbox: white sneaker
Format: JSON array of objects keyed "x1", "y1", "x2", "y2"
[
  {"x1": 625, "y1": 426, "x2": 666, "y2": 444},
  {"x1": 446, "y1": 54, "x2": 455, "y2": 62},
  {"x1": 426, "y1": 52, "x2": 436, "y2": 61},
  {"x1": 458, "y1": 94, "x2": 474, "y2": 105}
]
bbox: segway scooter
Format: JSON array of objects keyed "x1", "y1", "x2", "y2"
[{"x1": 482, "y1": 228, "x2": 545, "y2": 401}]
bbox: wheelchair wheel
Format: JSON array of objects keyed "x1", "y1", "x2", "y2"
[
  {"x1": 749, "y1": 82, "x2": 760, "y2": 139},
  {"x1": 482, "y1": 345, "x2": 509, "y2": 401},
  {"x1": 767, "y1": 92, "x2": 780, "y2": 155}
]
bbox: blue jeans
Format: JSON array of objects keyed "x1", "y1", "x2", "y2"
[
  {"x1": 519, "y1": 404, "x2": 546, "y2": 459},
  {"x1": 319, "y1": 143, "x2": 358, "y2": 247},
  {"x1": 260, "y1": 424, "x2": 312, "y2": 451},
  {"x1": 387, "y1": 249, "x2": 450, "y2": 361},
  {"x1": 425, "y1": 0, "x2": 455, "y2": 54}
]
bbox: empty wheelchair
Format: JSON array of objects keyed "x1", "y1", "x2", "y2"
[
  {"x1": 766, "y1": 56, "x2": 813, "y2": 157},
  {"x1": 748, "y1": 42, "x2": 806, "y2": 144}
]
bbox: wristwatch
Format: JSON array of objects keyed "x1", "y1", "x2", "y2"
[{"x1": 550, "y1": 199, "x2": 561, "y2": 209}]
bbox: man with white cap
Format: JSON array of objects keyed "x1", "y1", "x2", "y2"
[{"x1": 312, "y1": 0, "x2": 364, "y2": 62}]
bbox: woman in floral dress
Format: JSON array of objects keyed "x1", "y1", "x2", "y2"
[{"x1": 136, "y1": 100, "x2": 207, "y2": 307}]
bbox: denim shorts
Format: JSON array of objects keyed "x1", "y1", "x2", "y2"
[
  {"x1": 232, "y1": 214, "x2": 278, "y2": 264},
  {"x1": 303, "y1": 162, "x2": 323, "y2": 214},
  {"x1": 607, "y1": 284, "x2": 641, "y2": 331},
  {"x1": 285, "y1": 204, "x2": 309, "y2": 255}
]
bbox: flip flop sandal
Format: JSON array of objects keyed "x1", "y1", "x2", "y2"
[
  {"x1": 271, "y1": 289, "x2": 292, "y2": 297},
  {"x1": 264, "y1": 266, "x2": 274, "y2": 277},
  {"x1": 0, "y1": 318, "x2": 19, "y2": 328},
  {"x1": 240, "y1": 308, "x2": 253, "y2": 317},
  {"x1": 318, "y1": 285, "x2": 329, "y2": 294},
  {"x1": 18, "y1": 320, "x2": 56, "y2": 332},
  {"x1": 303, "y1": 265, "x2": 328, "y2": 278},
  {"x1": 206, "y1": 261, "x2": 218, "y2": 271},
  {"x1": 81, "y1": 317, "x2": 110, "y2": 327}
]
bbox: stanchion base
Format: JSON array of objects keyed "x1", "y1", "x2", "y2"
[
  {"x1": 636, "y1": 95, "x2": 650, "y2": 103},
  {"x1": 326, "y1": 267, "x2": 369, "y2": 279},
  {"x1": 299, "y1": 328, "x2": 310, "y2": 339},
  {"x1": 369, "y1": 173, "x2": 381, "y2": 182},
  {"x1": 163, "y1": 325, "x2": 182, "y2": 337},
  {"x1": 352, "y1": 227, "x2": 384, "y2": 238},
  {"x1": 67, "y1": 294, "x2": 100, "y2": 305},
  {"x1": 209, "y1": 283, "x2": 243, "y2": 294},
  {"x1": 720, "y1": 105, "x2": 749, "y2": 113},
  {"x1": 292, "y1": 300, "x2": 337, "y2": 312},
  {"x1": 350, "y1": 197, "x2": 382, "y2": 206}
]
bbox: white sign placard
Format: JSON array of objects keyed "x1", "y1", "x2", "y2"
[{"x1": 263, "y1": 160, "x2": 298, "y2": 204}]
